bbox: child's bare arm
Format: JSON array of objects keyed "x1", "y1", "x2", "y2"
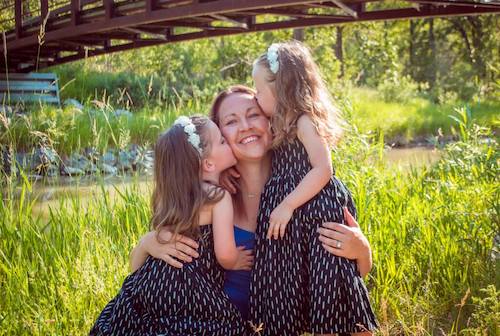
[
  {"x1": 267, "y1": 114, "x2": 333, "y2": 239},
  {"x1": 212, "y1": 191, "x2": 239, "y2": 269}
]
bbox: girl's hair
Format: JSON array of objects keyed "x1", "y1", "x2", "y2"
[
  {"x1": 209, "y1": 85, "x2": 256, "y2": 126},
  {"x1": 151, "y1": 115, "x2": 224, "y2": 241},
  {"x1": 254, "y1": 41, "x2": 343, "y2": 148}
]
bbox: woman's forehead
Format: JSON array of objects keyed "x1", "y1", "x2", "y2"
[{"x1": 219, "y1": 93, "x2": 258, "y2": 118}]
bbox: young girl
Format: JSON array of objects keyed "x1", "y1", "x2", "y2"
[
  {"x1": 90, "y1": 115, "x2": 251, "y2": 335},
  {"x1": 249, "y1": 42, "x2": 378, "y2": 335}
]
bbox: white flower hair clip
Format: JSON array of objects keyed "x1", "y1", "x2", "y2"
[
  {"x1": 174, "y1": 116, "x2": 202, "y2": 154},
  {"x1": 267, "y1": 43, "x2": 280, "y2": 74}
]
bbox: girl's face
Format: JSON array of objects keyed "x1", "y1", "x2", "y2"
[
  {"x1": 204, "y1": 119, "x2": 237, "y2": 173},
  {"x1": 217, "y1": 92, "x2": 272, "y2": 162},
  {"x1": 252, "y1": 64, "x2": 277, "y2": 117}
]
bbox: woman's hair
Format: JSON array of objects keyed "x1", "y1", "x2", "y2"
[
  {"x1": 254, "y1": 41, "x2": 343, "y2": 148},
  {"x1": 209, "y1": 85, "x2": 256, "y2": 126},
  {"x1": 151, "y1": 115, "x2": 224, "y2": 241}
]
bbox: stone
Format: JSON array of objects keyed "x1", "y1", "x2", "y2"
[{"x1": 63, "y1": 99, "x2": 84, "y2": 111}]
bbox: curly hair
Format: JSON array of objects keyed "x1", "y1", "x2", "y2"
[{"x1": 254, "y1": 41, "x2": 344, "y2": 148}]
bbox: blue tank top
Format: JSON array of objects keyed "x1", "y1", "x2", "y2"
[{"x1": 223, "y1": 226, "x2": 255, "y2": 320}]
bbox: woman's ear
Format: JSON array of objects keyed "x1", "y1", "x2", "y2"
[{"x1": 202, "y1": 158, "x2": 216, "y2": 173}]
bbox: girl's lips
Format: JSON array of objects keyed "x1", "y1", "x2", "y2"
[{"x1": 240, "y1": 135, "x2": 259, "y2": 144}]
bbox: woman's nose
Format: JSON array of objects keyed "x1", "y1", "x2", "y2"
[{"x1": 239, "y1": 118, "x2": 250, "y2": 131}]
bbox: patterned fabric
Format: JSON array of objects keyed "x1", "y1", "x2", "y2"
[
  {"x1": 90, "y1": 225, "x2": 248, "y2": 336},
  {"x1": 249, "y1": 138, "x2": 378, "y2": 335}
]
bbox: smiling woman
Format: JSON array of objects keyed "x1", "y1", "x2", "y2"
[{"x1": 129, "y1": 84, "x2": 374, "y2": 334}]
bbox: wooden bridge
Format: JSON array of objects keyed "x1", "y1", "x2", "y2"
[{"x1": 1, "y1": 0, "x2": 499, "y2": 72}]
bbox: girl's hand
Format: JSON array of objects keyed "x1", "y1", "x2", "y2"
[
  {"x1": 219, "y1": 167, "x2": 240, "y2": 194},
  {"x1": 228, "y1": 246, "x2": 254, "y2": 271},
  {"x1": 267, "y1": 201, "x2": 294, "y2": 240},
  {"x1": 140, "y1": 230, "x2": 200, "y2": 268}
]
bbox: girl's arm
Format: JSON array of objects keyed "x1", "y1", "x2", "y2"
[
  {"x1": 267, "y1": 114, "x2": 333, "y2": 239},
  {"x1": 212, "y1": 191, "x2": 240, "y2": 269},
  {"x1": 129, "y1": 230, "x2": 200, "y2": 272}
]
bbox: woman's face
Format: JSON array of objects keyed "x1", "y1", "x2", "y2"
[{"x1": 216, "y1": 93, "x2": 272, "y2": 162}]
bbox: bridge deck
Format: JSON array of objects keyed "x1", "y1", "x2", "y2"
[{"x1": 1, "y1": 0, "x2": 499, "y2": 72}]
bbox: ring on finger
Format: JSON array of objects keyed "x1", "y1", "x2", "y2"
[{"x1": 336, "y1": 240, "x2": 342, "y2": 249}]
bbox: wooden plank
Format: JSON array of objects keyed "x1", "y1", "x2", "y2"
[
  {"x1": 0, "y1": 93, "x2": 60, "y2": 103},
  {"x1": 0, "y1": 73, "x2": 58, "y2": 80},
  {"x1": 0, "y1": 82, "x2": 58, "y2": 91}
]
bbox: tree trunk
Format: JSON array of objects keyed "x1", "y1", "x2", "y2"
[
  {"x1": 428, "y1": 18, "x2": 436, "y2": 88},
  {"x1": 293, "y1": 28, "x2": 304, "y2": 42},
  {"x1": 409, "y1": 20, "x2": 416, "y2": 79},
  {"x1": 335, "y1": 26, "x2": 344, "y2": 78}
]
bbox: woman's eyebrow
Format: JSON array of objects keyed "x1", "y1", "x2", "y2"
[{"x1": 221, "y1": 113, "x2": 237, "y2": 120}]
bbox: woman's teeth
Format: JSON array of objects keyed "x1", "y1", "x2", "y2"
[{"x1": 241, "y1": 136, "x2": 258, "y2": 144}]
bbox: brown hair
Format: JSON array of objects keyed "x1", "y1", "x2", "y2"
[
  {"x1": 151, "y1": 115, "x2": 224, "y2": 241},
  {"x1": 254, "y1": 41, "x2": 343, "y2": 148},
  {"x1": 209, "y1": 85, "x2": 256, "y2": 126}
]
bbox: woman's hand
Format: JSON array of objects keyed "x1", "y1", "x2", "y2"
[
  {"x1": 317, "y1": 207, "x2": 372, "y2": 277},
  {"x1": 219, "y1": 167, "x2": 240, "y2": 194},
  {"x1": 227, "y1": 246, "x2": 254, "y2": 271},
  {"x1": 130, "y1": 230, "x2": 200, "y2": 271}
]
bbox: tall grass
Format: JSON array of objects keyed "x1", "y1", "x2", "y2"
[{"x1": 0, "y1": 109, "x2": 498, "y2": 335}]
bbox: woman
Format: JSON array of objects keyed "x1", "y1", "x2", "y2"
[{"x1": 131, "y1": 85, "x2": 373, "y2": 332}]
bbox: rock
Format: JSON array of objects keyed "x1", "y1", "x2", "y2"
[
  {"x1": 62, "y1": 166, "x2": 85, "y2": 176},
  {"x1": 64, "y1": 99, "x2": 84, "y2": 111},
  {"x1": 61, "y1": 153, "x2": 91, "y2": 175},
  {"x1": 116, "y1": 150, "x2": 132, "y2": 171},
  {"x1": 101, "y1": 163, "x2": 117, "y2": 175},
  {"x1": 114, "y1": 109, "x2": 132, "y2": 118},
  {"x1": 1, "y1": 144, "x2": 14, "y2": 175},
  {"x1": 83, "y1": 147, "x2": 100, "y2": 163},
  {"x1": 102, "y1": 150, "x2": 116, "y2": 166}
]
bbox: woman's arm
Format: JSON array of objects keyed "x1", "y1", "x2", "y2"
[
  {"x1": 318, "y1": 207, "x2": 373, "y2": 277},
  {"x1": 129, "y1": 230, "x2": 200, "y2": 272},
  {"x1": 267, "y1": 115, "x2": 333, "y2": 239}
]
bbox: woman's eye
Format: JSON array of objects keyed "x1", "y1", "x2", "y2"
[
  {"x1": 249, "y1": 113, "x2": 259, "y2": 118},
  {"x1": 225, "y1": 120, "x2": 236, "y2": 125}
]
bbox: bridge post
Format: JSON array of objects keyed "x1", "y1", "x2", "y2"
[
  {"x1": 41, "y1": 0, "x2": 49, "y2": 20},
  {"x1": 146, "y1": 0, "x2": 156, "y2": 13},
  {"x1": 71, "y1": 0, "x2": 80, "y2": 25},
  {"x1": 14, "y1": 0, "x2": 22, "y2": 38},
  {"x1": 104, "y1": 0, "x2": 114, "y2": 20}
]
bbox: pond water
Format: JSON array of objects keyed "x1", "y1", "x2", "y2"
[{"x1": 17, "y1": 147, "x2": 441, "y2": 218}]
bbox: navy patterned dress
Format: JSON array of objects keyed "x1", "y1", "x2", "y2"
[
  {"x1": 249, "y1": 138, "x2": 378, "y2": 335},
  {"x1": 90, "y1": 225, "x2": 248, "y2": 336}
]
